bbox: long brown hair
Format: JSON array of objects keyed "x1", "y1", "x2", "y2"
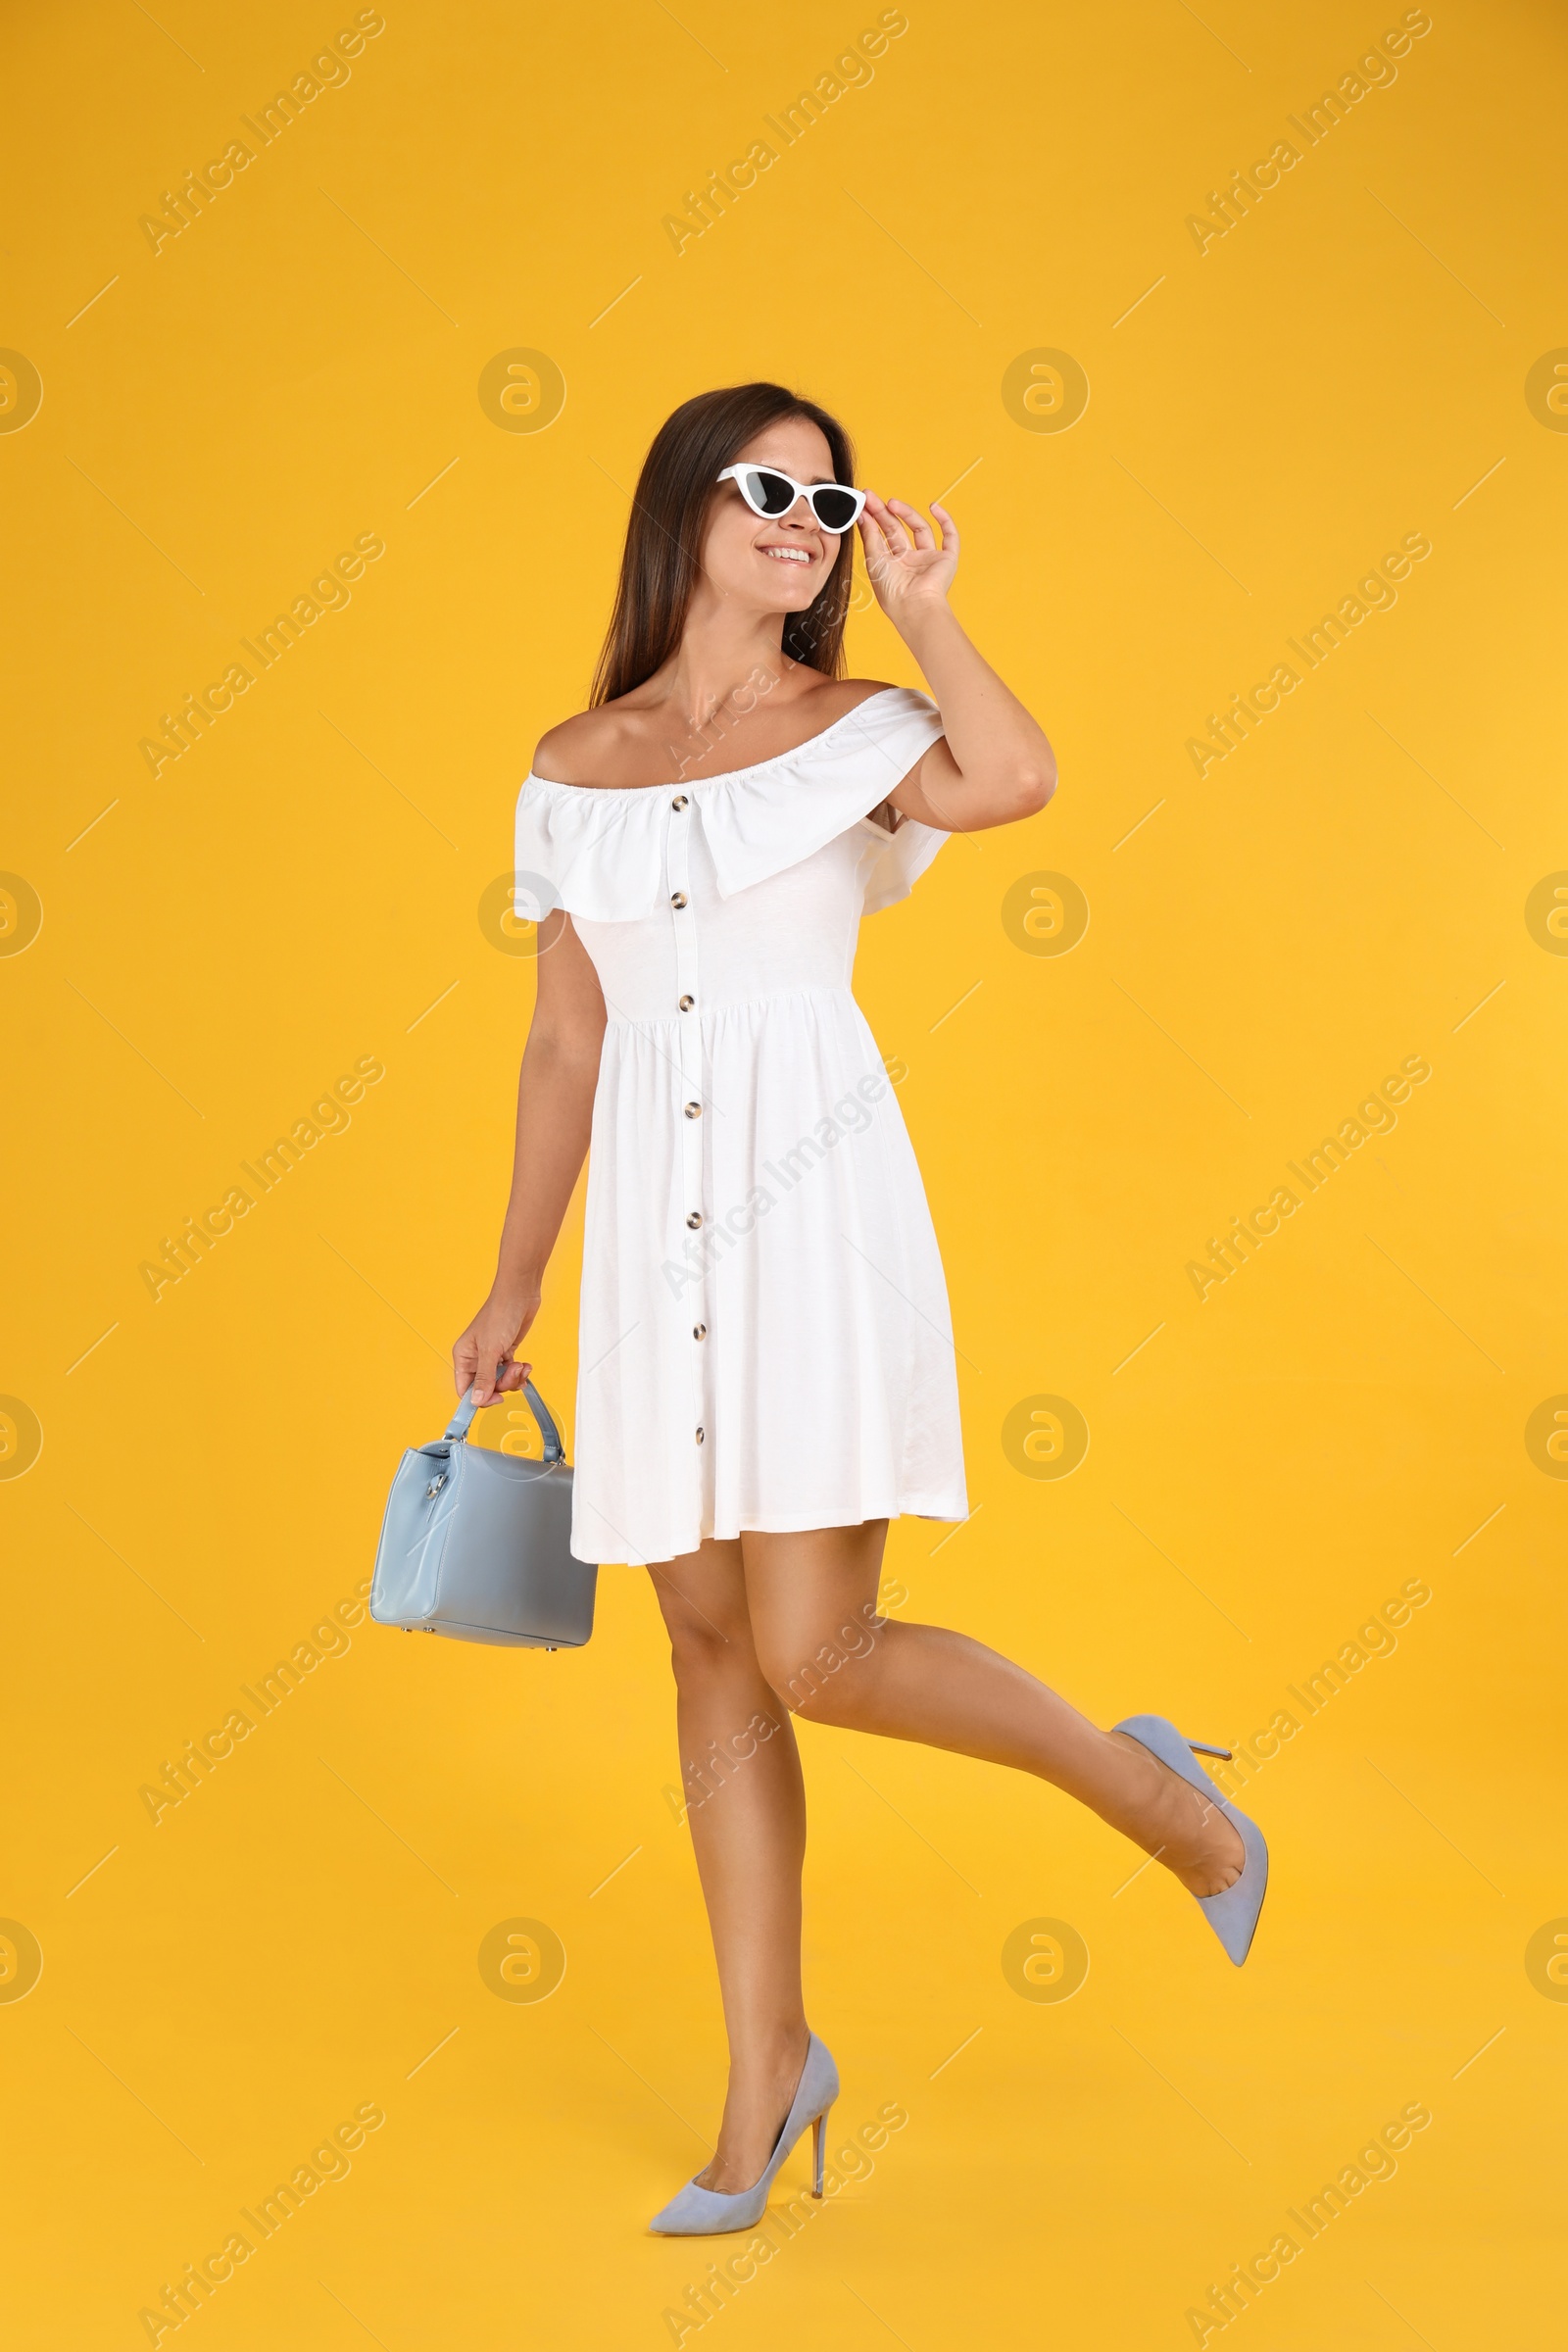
[{"x1": 590, "y1": 382, "x2": 857, "y2": 707}]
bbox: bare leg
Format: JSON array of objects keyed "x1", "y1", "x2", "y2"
[
  {"x1": 742, "y1": 1522, "x2": 1244, "y2": 1895},
  {"x1": 648, "y1": 1542, "x2": 810, "y2": 2194},
  {"x1": 648, "y1": 1523, "x2": 1245, "y2": 2195}
]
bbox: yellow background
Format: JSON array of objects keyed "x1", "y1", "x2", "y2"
[{"x1": 4, "y1": 0, "x2": 1565, "y2": 2342}]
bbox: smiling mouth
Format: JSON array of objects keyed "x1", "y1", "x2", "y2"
[{"x1": 760, "y1": 545, "x2": 813, "y2": 565}]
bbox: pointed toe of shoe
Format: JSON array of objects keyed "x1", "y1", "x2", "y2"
[
  {"x1": 1112, "y1": 1712, "x2": 1270, "y2": 1967},
  {"x1": 648, "y1": 2177, "x2": 766, "y2": 2236},
  {"x1": 647, "y1": 2035, "x2": 840, "y2": 2235},
  {"x1": 1199, "y1": 1815, "x2": 1269, "y2": 1965}
]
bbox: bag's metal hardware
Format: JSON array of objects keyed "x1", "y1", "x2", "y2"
[{"x1": 425, "y1": 1473, "x2": 447, "y2": 1498}]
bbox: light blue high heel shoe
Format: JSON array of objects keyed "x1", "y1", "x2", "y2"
[
  {"x1": 648, "y1": 2033, "x2": 839, "y2": 2236},
  {"x1": 1112, "y1": 1714, "x2": 1269, "y2": 1966}
]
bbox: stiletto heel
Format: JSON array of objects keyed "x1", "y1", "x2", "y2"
[
  {"x1": 648, "y1": 2033, "x2": 841, "y2": 2235},
  {"x1": 1112, "y1": 1713, "x2": 1270, "y2": 1967}
]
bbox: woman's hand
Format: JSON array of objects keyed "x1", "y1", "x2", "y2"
[
  {"x1": 857, "y1": 493, "x2": 959, "y2": 625},
  {"x1": 452, "y1": 1285, "x2": 540, "y2": 1408},
  {"x1": 863, "y1": 488, "x2": 1056, "y2": 836}
]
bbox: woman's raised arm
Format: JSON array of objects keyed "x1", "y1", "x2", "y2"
[{"x1": 858, "y1": 492, "x2": 1057, "y2": 834}]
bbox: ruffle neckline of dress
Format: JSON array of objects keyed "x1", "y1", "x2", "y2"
[{"x1": 514, "y1": 686, "x2": 948, "y2": 923}]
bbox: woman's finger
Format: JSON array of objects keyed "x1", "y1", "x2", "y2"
[
  {"x1": 886, "y1": 497, "x2": 934, "y2": 553},
  {"x1": 863, "y1": 491, "x2": 909, "y2": 556},
  {"x1": 857, "y1": 502, "x2": 895, "y2": 570},
  {"x1": 857, "y1": 507, "x2": 891, "y2": 564},
  {"x1": 929, "y1": 500, "x2": 961, "y2": 564}
]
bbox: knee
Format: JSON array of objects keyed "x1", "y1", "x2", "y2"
[
  {"x1": 754, "y1": 1607, "x2": 885, "y2": 1722},
  {"x1": 663, "y1": 1609, "x2": 755, "y2": 1692}
]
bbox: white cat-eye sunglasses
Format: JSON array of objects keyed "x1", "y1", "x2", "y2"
[{"x1": 716, "y1": 464, "x2": 867, "y2": 534}]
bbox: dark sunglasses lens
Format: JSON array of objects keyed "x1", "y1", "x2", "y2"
[
  {"x1": 747, "y1": 468, "x2": 797, "y2": 515},
  {"x1": 811, "y1": 486, "x2": 859, "y2": 532}
]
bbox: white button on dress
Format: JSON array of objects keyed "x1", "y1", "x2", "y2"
[{"x1": 514, "y1": 686, "x2": 969, "y2": 1566}]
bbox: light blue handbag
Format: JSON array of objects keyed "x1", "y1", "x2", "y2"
[{"x1": 369, "y1": 1381, "x2": 597, "y2": 1648}]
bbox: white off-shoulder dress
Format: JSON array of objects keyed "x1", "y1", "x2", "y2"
[{"x1": 514, "y1": 685, "x2": 969, "y2": 1566}]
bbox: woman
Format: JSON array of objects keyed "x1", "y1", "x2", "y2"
[{"x1": 454, "y1": 381, "x2": 1266, "y2": 2235}]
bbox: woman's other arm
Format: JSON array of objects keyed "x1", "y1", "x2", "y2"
[{"x1": 452, "y1": 907, "x2": 606, "y2": 1405}]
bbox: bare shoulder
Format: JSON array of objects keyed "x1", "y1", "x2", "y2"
[
  {"x1": 530, "y1": 707, "x2": 626, "y2": 785},
  {"x1": 827, "y1": 677, "x2": 939, "y2": 726}
]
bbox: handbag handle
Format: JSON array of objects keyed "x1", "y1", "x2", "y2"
[{"x1": 442, "y1": 1376, "x2": 564, "y2": 1463}]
